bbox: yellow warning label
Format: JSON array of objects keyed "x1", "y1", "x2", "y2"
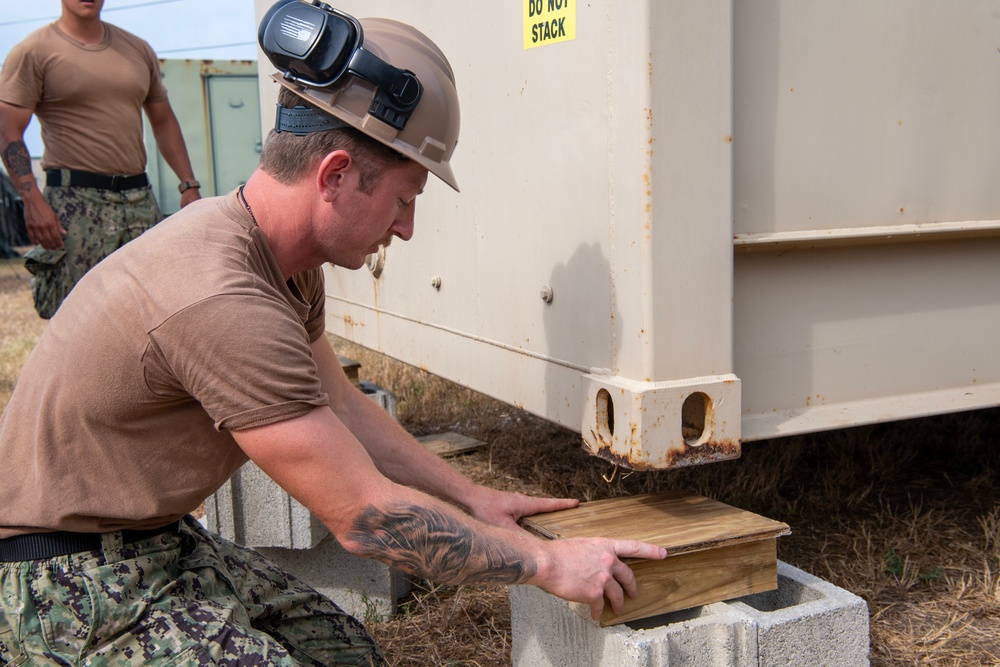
[{"x1": 523, "y1": 0, "x2": 576, "y2": 50}]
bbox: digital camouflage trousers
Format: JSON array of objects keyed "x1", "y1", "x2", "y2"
[
  {"x1": 24, "y1": 183, "x2": 162, "y2": 320},
  {"x1": 0, "y1": 517, "x2": 385, "y2": 666}
]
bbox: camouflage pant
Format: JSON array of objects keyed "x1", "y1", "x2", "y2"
[
  {"x1": 24, "y1": 182, "x2": 162, "y2": 319},
  {"x1": 0, "y1": 517, "x2": 385, "y2": 666}
]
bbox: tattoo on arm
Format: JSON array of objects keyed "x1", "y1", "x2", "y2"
[
  {"x1": 348, "y1": 503, "x2": 538, "y2": 586},
  {"x1": 2, "y1": 141, "x2": 35, "y2": 193}
]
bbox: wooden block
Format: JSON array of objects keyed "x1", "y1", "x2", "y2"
[
  {"x1": 416, "y1": 431, "x2": 485, "y2": 457},
  {"x1": 521, "y1": 490, "x2": 790, "y2": 626}
]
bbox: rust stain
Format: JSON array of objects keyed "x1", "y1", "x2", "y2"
[
  {"x1": 724, "y1": 135, "x2": 733, "y2": 143},
  {"x1": 198, "y1": 61, "x2": 256, "y2": 74},
  {"x1": 589, "y1": 438, "x2": 741, "y2": 471},
  {"x1": 662, "y1": 439, "x2": 742, "y2": 469}
]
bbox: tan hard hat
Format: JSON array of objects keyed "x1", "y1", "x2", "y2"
[{"x1": 272, "y1": 18, "x2": 461, "y2": 191}]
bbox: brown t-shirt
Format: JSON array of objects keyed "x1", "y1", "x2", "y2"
[
  {"x1": 0, "y1": 192, "x2": 330, "y2": 538},
  {"x1": 0, "y1": 22, "x2": 168, "y2": 174}
]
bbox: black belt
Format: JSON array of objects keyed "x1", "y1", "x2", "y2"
[
  {"x1": 45, "y1": 168, "x2": 149, "y2": 192},
  {"x1": 0, "y1": 521, "x2": 181, "y2": 562}
]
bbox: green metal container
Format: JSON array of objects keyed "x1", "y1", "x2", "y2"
[{"x1": 144, "y1": 59, "x2": 262, "y2": 214}]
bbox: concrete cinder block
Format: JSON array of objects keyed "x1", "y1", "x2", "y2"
[
  {"x1": 729, "y1": 561, "x2": 870, "y2": 667},
  {"x1": 510, "y1": 561, "x2": 869, "y2": 667},
  {"x1": 511, "y1": 584, "x2": 756, "y2": 667},
  {"x1": 360, "y1": 381, "x2": 397, "y2": 420},
  {"x1": 203, "y1": 462, "x2": 329, "y2": 549}
]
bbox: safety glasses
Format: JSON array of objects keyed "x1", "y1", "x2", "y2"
[{"x1": 258, "y1": 0, "x2": 423, "y2": 130}]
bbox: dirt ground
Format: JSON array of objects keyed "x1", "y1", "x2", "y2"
[{"x1": 2, "y1": 259, "x2": 999, "y2": 666}]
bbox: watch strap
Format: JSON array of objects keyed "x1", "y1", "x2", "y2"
[{"x1": 179, "y1": 179, "x2": 201, "y2": 194}]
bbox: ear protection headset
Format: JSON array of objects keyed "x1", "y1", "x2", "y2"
[{"x1": 259, "y1": 0, "x2": 423, "y2": 131}]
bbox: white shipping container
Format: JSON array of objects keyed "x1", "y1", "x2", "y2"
[{"x1": 254, "y1": 0, "x2": 1000, "y2": 469}]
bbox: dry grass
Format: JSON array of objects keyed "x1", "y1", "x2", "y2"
[
  {"x1": 2, "y1": 259, "x2": 999, "y2": 666},
  {"x1": 0, "y1": 259, "x2": 46, "y2": 406}
]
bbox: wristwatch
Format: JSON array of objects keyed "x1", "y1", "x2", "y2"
[{"x1": 178, "y1": 179, "x2": 201, "y2": 194}]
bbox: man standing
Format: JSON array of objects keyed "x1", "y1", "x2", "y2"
[
  {"x1": 0, "y1": 0, "x2": 201, "y2": 318},
  {"x1": 0, "y1": 3, "x2": 665, "y2": 664}
]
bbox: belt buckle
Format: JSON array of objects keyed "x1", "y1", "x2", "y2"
[{"x1": 109, "y1": 174, "x2": 123, "y2": 191}]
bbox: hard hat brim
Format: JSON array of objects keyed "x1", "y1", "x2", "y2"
[{"x1": 270, "y1": 73, "x2": 459, "y2": 192}]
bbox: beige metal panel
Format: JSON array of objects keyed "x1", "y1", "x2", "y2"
[
  {"x1": 327, "y1": 0, "x2": 615, "y2": 370},
  {"x1": 645, "y1": 0, "x2": 734, "y2": 380},
  {"x1": 734, "y1": 0, "x2": 1000, "y2": 235},
  {"x1": 735, "y1": 238, "x2": 1000, "y2": 440},
  {"x1": 315, "y1": 0, "x2": 616, "y2": 425},
  {"x1": 731, "y1": 0, "x2": 1000, "y2": 440}
]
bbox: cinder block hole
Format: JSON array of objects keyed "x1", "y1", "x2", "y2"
[
  {"x1": 627, "y1": 605, "x2": 707, "y2": 630},
  {"x1": 737, "y1": 574, "x2": 823, "y2": 612},
  {"x1": 681, "y1": 392, "x2": 712, "y2": 445},
  {"x1": 596, "y1": 389, "x2": 615, "y2": 438}
]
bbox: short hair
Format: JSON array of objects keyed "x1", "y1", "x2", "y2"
[{"x1": 259, "y1": 87, "x2": 409, "y2": 193}]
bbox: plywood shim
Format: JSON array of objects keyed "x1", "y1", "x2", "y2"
[
  {"x1": 522, "y1": 490, "x2": 790, "y2": 626},
  {"x1": 416, "y1": 431, "x2": 485, "y2": 458}
]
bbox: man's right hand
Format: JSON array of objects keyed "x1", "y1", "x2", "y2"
[
  {"x1": 0, "y1": 105, "x2": 66, "y2": 249},
  {"x1": 532, "y1": 537, "x2": 667, "y2": 621},
  {"x1": 23, "y1": 194, "x2": 67, "y2": 250}
]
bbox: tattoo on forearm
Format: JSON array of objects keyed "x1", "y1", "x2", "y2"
[
  {"x1": 348, "y1": 504, "x2": 537, "y2": 586},
  {"x1": 2, "y1": 141, "x2": 35, "y2": 193}
]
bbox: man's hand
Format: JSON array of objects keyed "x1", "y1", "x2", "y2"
[
  {"x1": 0, "y1": 106, "x2": 66, "y2": 249},
  {"x1": 23, "y1": 194, "x2": 67, "y2": 250},
  {"x1": 534, "y1": 537, "x2": 667, "y2": 621},
  {"x1": 467, "y1": 486, "x2": 579, "y2": 532}
]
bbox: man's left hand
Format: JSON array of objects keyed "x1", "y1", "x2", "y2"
[{"x1": 468, "y1": 487, "x2": 579, "y2": 532}]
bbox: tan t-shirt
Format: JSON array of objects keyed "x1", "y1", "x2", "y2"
[
  {"x1": 0, "y1": 22, "x2": 168, "y2": 174},
  {"x1": 0, "y1": 192, "x2": 330, "y2": 538}
]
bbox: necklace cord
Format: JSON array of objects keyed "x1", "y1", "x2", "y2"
[{"x1": 237, "y1": 185, "x2": 258, "y2": 226}]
